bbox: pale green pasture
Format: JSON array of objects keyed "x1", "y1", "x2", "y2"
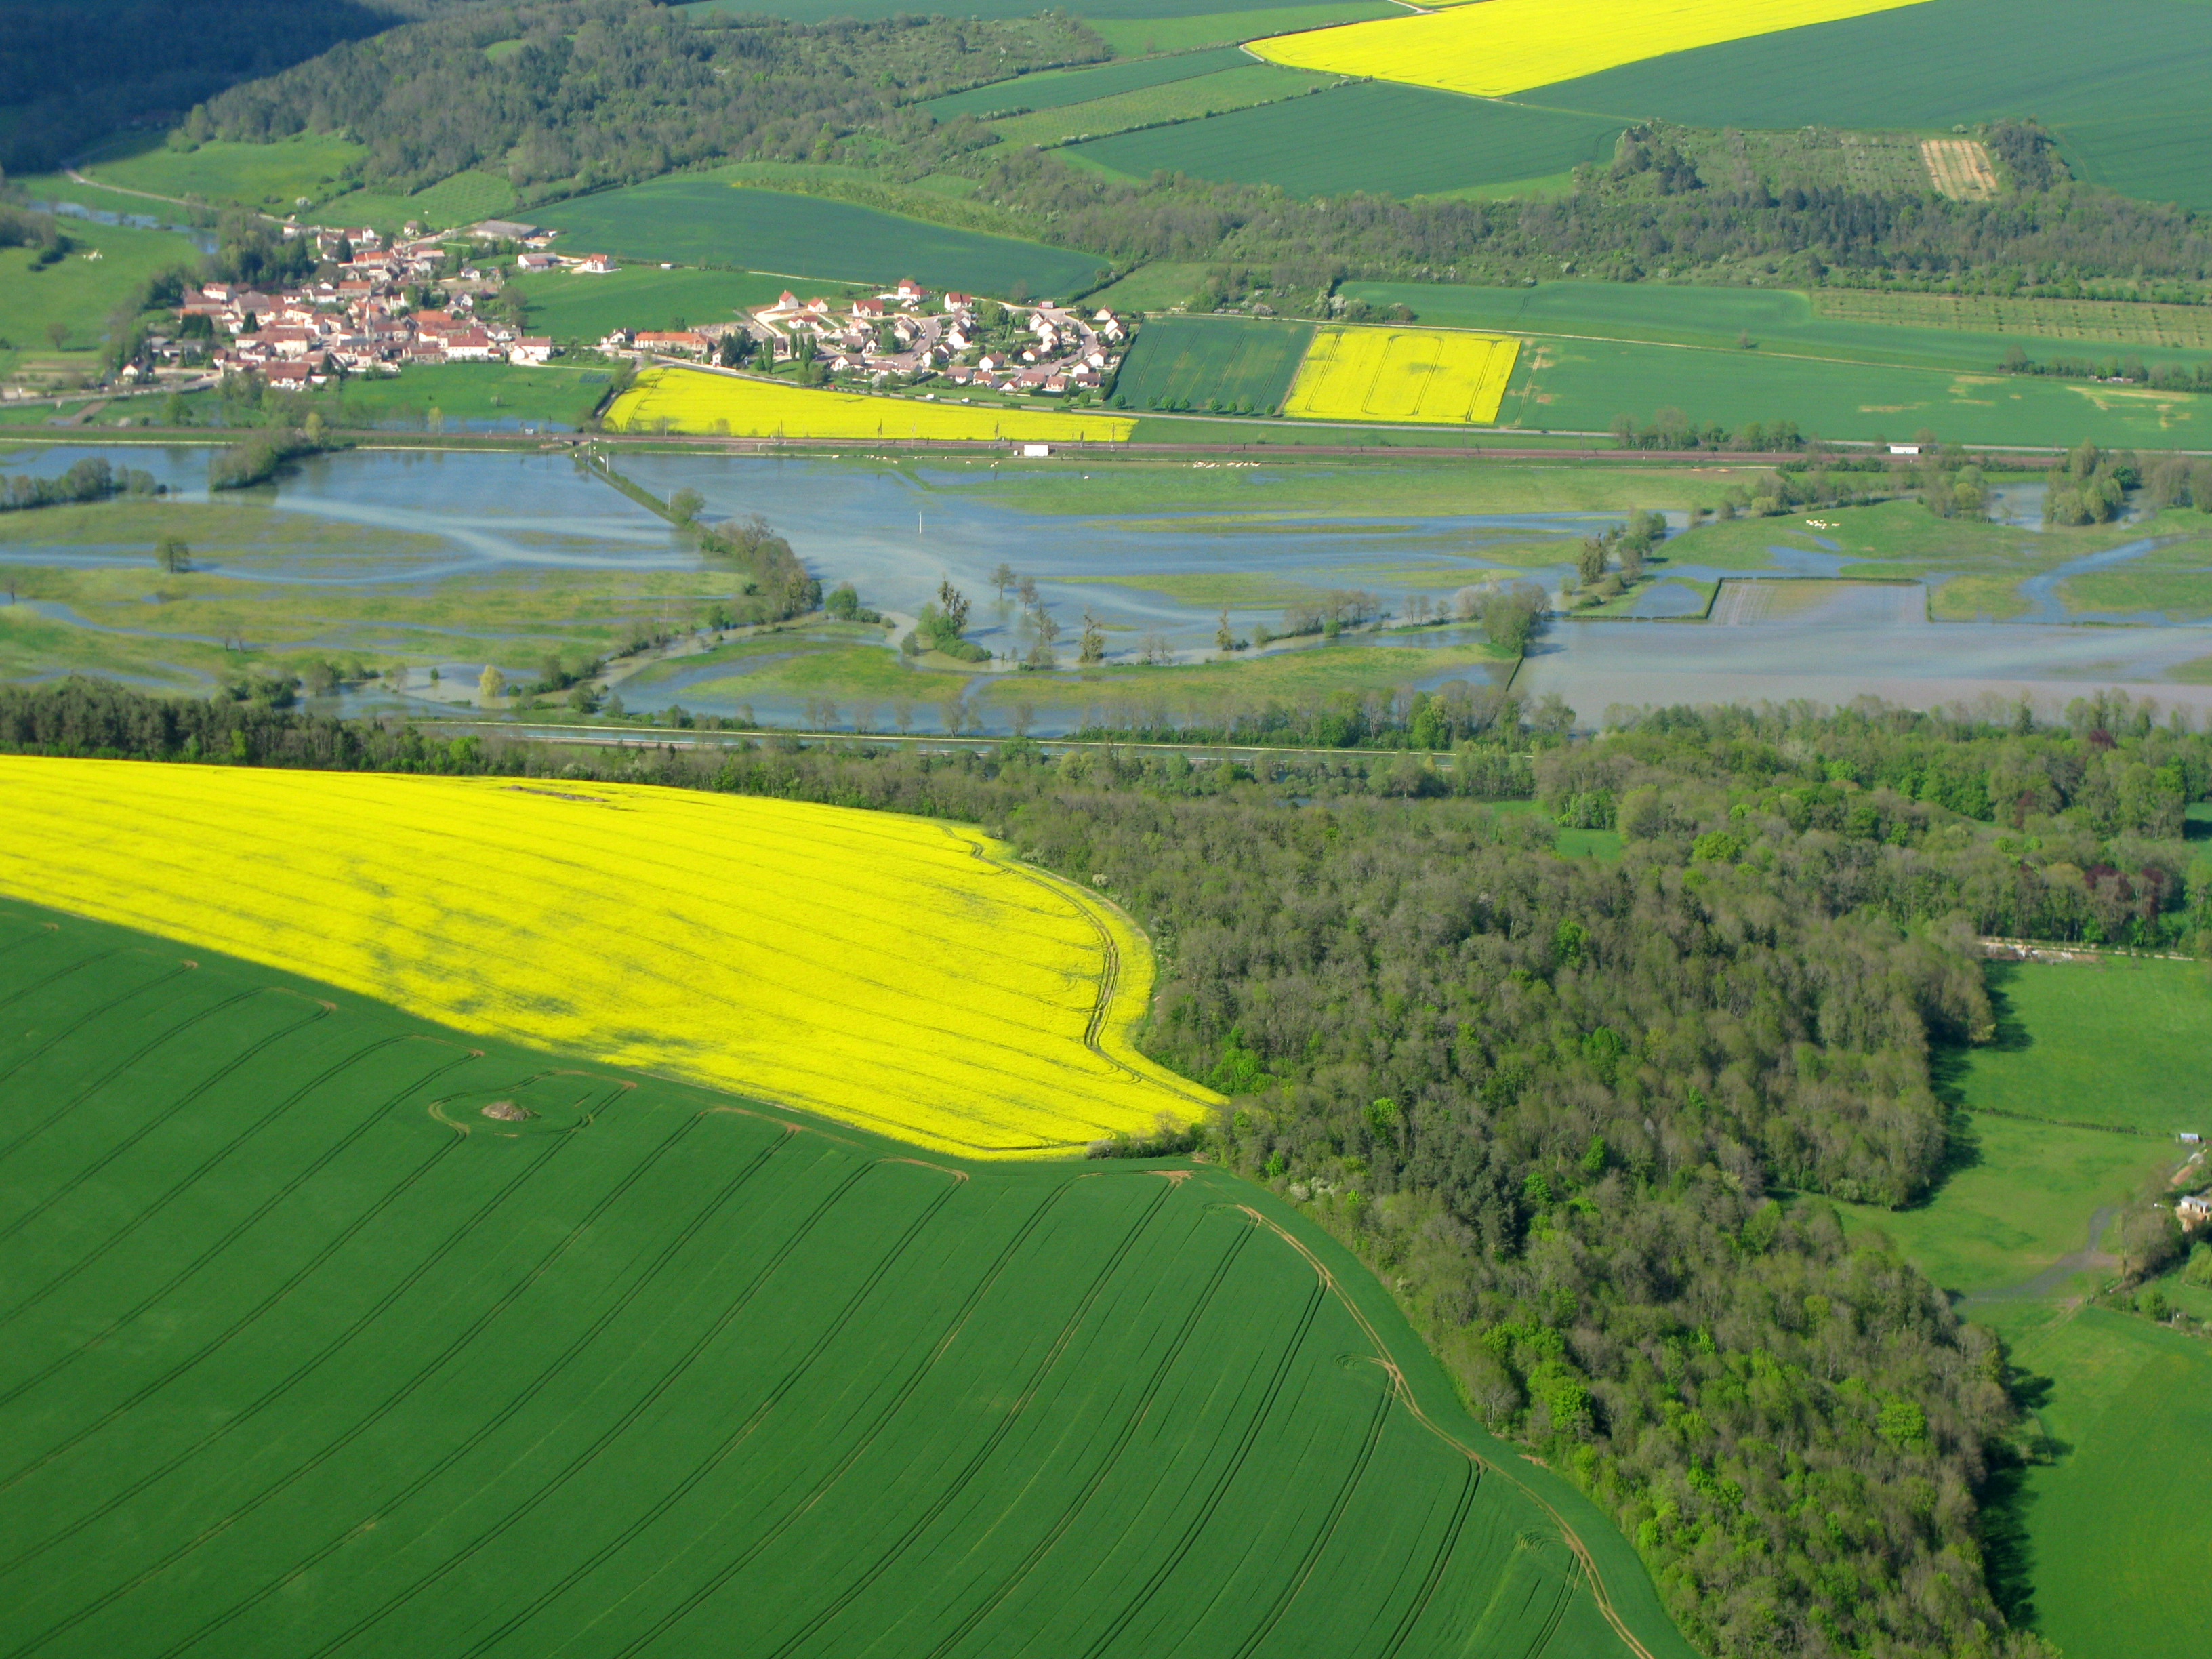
[
  {"x1": 974, "y1": 638, "x2": 1504, "y2": 714},
  {"x1": 926, "y1": 457, "x2": 1746, "y2": 516},
  {"x1": 87, "y1": 135, "x2": 367, "y2": 209},
  {"x1": 1841, "y1": 1115, "x2": 2169, "y2": 1298}
]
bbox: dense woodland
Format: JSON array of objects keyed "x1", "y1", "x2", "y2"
[
  {"x1": 8, "y1": 678, "x2": 2212, "y2": 1659},
  {"x1": 195, "y1": 1, "x2": 1105, "y2": 195},
  {"x1": 0, "y1": 0, "x2": 447, "y2": 171}
]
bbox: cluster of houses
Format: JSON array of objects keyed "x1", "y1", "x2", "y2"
[
  {"x1": 598, "y1": 279, "x2": 1126, "y2": 397},
  {"x1": 171, "y1": 220, "x2": 562, "y2": 389},
  {"x1": 167, "y1": 207, "x2": 1124, "y2": 401}
]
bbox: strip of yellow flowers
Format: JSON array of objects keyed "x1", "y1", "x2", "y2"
[
  {"x1": 0, "y1": 758, "x2": 1216, "y2": 1155},
  {"x1": 608, "y1": 367, "x2": 1134, "y2": 443},
  {"x1": 1250, "y1": 0, "x2": 1932, "y2": 100}
]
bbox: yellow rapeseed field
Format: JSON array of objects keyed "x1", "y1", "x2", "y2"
[
  {"x1": 0, "y1": 757, "x2": 1213, "y2": 1155},
  {"x1": 607, "y1": 366, "x2": 1134, "y2": 443},
  {"x1": 1250, "y1": 0, "x2": 1931, "y2": 98},
  {"x1": 1284, "y1": 326, "x2": 1520, "y2": 425}
]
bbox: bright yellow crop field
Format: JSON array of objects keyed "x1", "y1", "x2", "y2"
[
  {"x1": 608, "y1": 366, "x2": 1134, "y2": 442},
  {"x1": 1250, "y1": 0, "x2": 1931, "y2": 98},
  {"x1": 0, "y1": 758, "x2": 1212, "y2": 1155},
  {"x1": 1284, "y1": 325, "x2": 1520, "y2": 424}
]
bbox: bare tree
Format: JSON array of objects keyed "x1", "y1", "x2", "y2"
[{"x1": 1026, "y1": 609, "x2": 1061, "y2": 670}]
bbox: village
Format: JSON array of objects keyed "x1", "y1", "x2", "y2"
[
  {"x1": 169, "y1": 218, "x2": 577, "y2": 389},
  {"x1": 169, "y1": 218, "x2": 1127, "y2": 401},
  {"x1": 596, "y1": 279, "x2": 1127, "y2": 398}
]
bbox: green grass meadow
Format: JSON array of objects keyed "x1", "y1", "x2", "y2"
[
  {"x1": 1844, "y1": 1114, "x2": 2169, "y2": 1298},
  {"x1": 11, "y1": 171, "x2": 196, "y2": 222},
  {"x1": 1838, "y1": 959, "x2": 2212, "y2": 1298},
  {"x1": 0, "y1": 895, "x2": 1695, "y2": 1659},
  {"x1": 535, "y1": 180, "x2": 1106, "y2": 298},
  {"x1": 1508, "y1": 333, "x2": 2210, "y2": 447},
  {"x1": 1111, "y1": 314, "x2": 1313, "y2": 412},
  {"x1": 309, "y1": 363, "x2": 613, "y2": 428},
  {"x1": 312, "y1": 169, "x2": 520, "y2": 234},
  {"x1": 1343, "y1": 280, "x2": 2212, "y2": 374},
  {"x1": 0, "y1": 218, "x2": 203, "y2": 356},
  {"x1": 1071, "y1": 81, "x2": 1625, "y2": 198},
  {"x1": 512, "y1": 266, "x2": 825, "y2": 342},
  {"x1": 1828, "y1": 952, "x2": 2212, "y2": 1656},
  {"x1": 84, "y1": 133, "x2": 367, "y2": 209},
  {"x1": 988, "y1": 63, "x2": 1328, "y2": 149},
  {"x1": 1969, "y1": 958, "x2": 2212, "y2": 1136},
  {"x1": 1087, "y1": 262, "x2": 1217, "y2": 310},
  {"x1": 1996, "y1": 1306, "x2": 2212, "y2": 1659},
  {"x1": 922, "y1": 44, "x2": 1252, "y2": 119}
]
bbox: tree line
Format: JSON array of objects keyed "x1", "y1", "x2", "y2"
[
  {"x1": 2002, "y1": 343, "x2": 2212, "y2": 394},
  {"x1": 1, "y1": 457, "x2": 162, "y2": 513}
]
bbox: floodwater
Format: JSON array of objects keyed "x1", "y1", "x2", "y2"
[
  {"x1": 1520, "y1": 575, "x2": 2212, "y2": 722},
  {"x1": 3, "y1": 444, "x2": 2209, "y2": 729},
  {"x1": 30, "y1": 197, "x2": 218, "y2": 255},
  {"x1": 613, "y1": 453, "x2": 1596, "y2": 649}
]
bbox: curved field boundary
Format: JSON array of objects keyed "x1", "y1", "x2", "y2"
[
  {"x1": 1234, "y1": 1203, "x2": 1679, "y2": 1659},
  {"x1": 919, "y1": 1212, "x2": 1262, "y2": 1659},
  {"x1": 949, "y1": 826, "x2": 1221, "y2": 1116},
  {"x1": 0, "y1": 759, "x2": 1217, "y2": 1158},
  {"x1": 0, "y1": 898, "x2": 1694, "y2": 1659}
]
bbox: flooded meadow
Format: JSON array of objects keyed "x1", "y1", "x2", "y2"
[{"x1": 3, "y1": 442, "x2": 2209, "y2": 730}]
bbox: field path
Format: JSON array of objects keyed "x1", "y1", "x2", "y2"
[
  {"x1": 61, "y1": 165, "x2": 191, "y2": 209},
  {"x1": 1955, "y1": 1206, "x2": 2119, "y2": 1306}
]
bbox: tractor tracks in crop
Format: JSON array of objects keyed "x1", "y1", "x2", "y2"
[
  {"x1": 1233, "y1": 1203, "x2": 1670, "y2": 1659},
  {"x1": 952, "y1": 830, "x2": 1216, "y2": 1113}
]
